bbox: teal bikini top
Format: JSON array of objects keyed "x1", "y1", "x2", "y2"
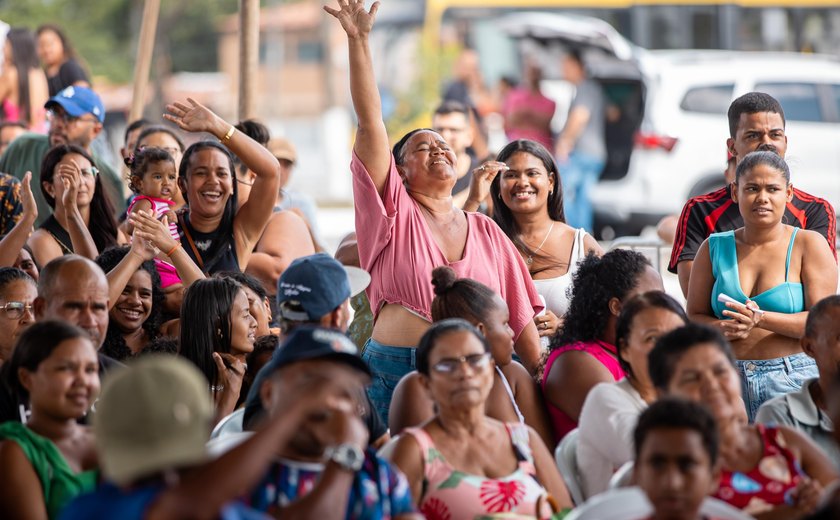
[{"x1": 709, "y1": 228, "x2": 805, "y2": 318}]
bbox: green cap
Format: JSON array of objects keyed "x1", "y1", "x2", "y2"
[{"x1": 93, "y1": 356, "x2": 214, "y2": 486}]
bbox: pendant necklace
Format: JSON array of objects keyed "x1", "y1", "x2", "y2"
[{"x1": 525, "y1": 221, "x2": 555, "y2": 265}]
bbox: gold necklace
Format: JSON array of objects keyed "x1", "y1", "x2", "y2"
[{"x1": 525, "y1": 221, "x2": 555, "y2": 265}]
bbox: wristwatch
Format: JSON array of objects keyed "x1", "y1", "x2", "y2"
[{"x1": 326, "y1": 443, "x2": 365, "y2": 472}]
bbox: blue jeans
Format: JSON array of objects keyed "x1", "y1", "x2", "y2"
[
  {"x1": 361, "y1": 339, "x2": 416, "y2": 428},
  {"x1": 737, "y1": 353, "x2": 817, "y2": 423},
  {"x1": 561, "y1": 152, "x2": 605, "y2": 233}
]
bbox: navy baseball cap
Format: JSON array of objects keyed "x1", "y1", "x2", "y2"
[
  {"x1": 263, "y1": 326, "x2": 371, "y2": 377},
  {"x1": 277, "y1": 253, "x2": 370, "y2": 321},
  {"x1": 45, "y1": 86, "x2": 105, "y2": 123},
  {"x1": 242, "y1": 326, "x2": 370, "y2": 429}
]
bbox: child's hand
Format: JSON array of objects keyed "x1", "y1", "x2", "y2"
[{"x1": 130, "y1": 210, "x2": 178, "y2": 254}]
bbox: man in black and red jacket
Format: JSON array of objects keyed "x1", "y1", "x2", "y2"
[{"x1": 669, "y1": 92, "x2": 836, "y2": 296}]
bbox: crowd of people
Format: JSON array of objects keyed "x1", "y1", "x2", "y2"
[{"x1": 0, "y1": 1, "x2": 839, "y2": 519}]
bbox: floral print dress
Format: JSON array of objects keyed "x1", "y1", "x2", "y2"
[
  {"x1": 714, "y1": 424, "x2": 805, "y2": 516},
  {"x1": 403, "y1": 422, "x2": 548, "y2": 520}
]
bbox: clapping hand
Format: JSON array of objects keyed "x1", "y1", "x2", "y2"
[
  {"x1": 19, "y1": 171, "x2": 37, "y2": 224},
  {"x1": 57, "y1": 162, "x2": 82, "y2": 216},
  {"x1": 129, "y1": 230, "x2": 157, "y2": 262},
  {"x1": 324, "y1": 0, "x2": 380, "y2": 39},
  {"x1": 130, "y1": 210, "x2": 178, "y2": 255}
]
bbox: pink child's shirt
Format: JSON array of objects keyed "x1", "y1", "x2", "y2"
[{"x1": 351, "y1": 151, "x2": 543, "y2": 340}]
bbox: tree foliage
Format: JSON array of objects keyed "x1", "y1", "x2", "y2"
[{"x1": 0, "y1": 0, "x2": 240, "y2": 83}]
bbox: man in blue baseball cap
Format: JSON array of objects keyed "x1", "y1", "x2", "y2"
[
  {"x1": 240, "y1": 326, "x2": 419, "y2": 519},
  {"x1": 275, "y1": 252, "x2": 371, "y2": 333},
  {"x1": 0, "y1": 86, "x2": 125, "y2": 225}
]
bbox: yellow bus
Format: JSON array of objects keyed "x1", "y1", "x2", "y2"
[{"x1": 423, "y1": 0, "x2": 840, "y2": 52}]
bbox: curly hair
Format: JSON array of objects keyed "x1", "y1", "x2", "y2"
[
  {"x1": 95, "y1": 246, "x2": 164, "y2": 361},
  {"x1": 127, "y1": 146, "x2": 176, "y2": 194},
  {"x1": 551, "y1": 249, "x2": 653, "y2": 350}
]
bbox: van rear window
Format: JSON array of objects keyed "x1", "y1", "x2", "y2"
[{"x1": 680, "y1": 84, "x2": 734, "y2": 114}]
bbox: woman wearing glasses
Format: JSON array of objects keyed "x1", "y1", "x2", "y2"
[
  {"x1": 389, "y1": 319, "x2": 571, "y2": 519},
  {"x1": 388, "y1": 266, "x2": 555, "y2": 447},
  {"x1": 0, "y1": 267, "x2": 36, "y2": 367},
  {"x1": 27, "y1": 145, "x2": 122, "y2": 267}
]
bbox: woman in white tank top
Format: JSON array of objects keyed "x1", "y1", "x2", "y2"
[{"x1": 485, "y1": 139, "x2": 603, "y2": 342}]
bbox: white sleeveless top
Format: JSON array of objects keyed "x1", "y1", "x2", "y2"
[{"x1": 532, "y1": 228, "x2": 588, "y2": 318}]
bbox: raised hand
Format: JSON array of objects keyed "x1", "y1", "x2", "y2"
[
  {"x1": 164, "y1": 98, "x2": 223, "y2": 135},
  {"x1": 19, "y1": 171, "x2": 37, "y2": 224},
  {"x1": 57, "y1": 162, "x2": 82, "y2": 215},
  {"x1": 131, "y1": 210, "x2": 178, "y2": 254},
  {"x1": 467, "y1": 161, "x2": 507, "y2": 209},
  {"x1": 324, "y1": 0, "x2": 380, "y2": 39},
  {"x1": 129, "y1": 231, "x2": 157, "y2": 262}
]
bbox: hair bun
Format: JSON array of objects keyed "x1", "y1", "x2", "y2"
[{"x1": 431, "y1": 266, "x2": 458, "y2": 296}]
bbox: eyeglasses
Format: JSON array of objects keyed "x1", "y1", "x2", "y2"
[
  {"x1": 432, "y1": 352, "x2": 491, "y2": 375},
  {"x1": 47, "y1": 110, "x2": 99, "y2": 126},
  {"x1": 80, "y1": 166, "x2": 99, "y2": 178},
  {"x1": 2, "y1": 302, "x2": 34, "y2": 320}
]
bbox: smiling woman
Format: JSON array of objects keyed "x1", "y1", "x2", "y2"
[
  {"x1": 0, "y1": 321, "x2": 100, "y2": 519},
  {"x1": 179, "y1": 277, "x2": 257, "y2": 422},
  {"x1": 94, "y1": 246, "x2": 163, "y2": 362},
  {"x1": 164, "y1": 99, "x2": 280, "y2": 275},
  {"x1": 490, "y1": 139, "x2": 603, "y2": 337},
  {"x1": 325, "y1": 0, "x2": 543, "y2": 426}
]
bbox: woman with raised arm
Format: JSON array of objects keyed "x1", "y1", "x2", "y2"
[
  {"x1": 27, "y1": 145, "x2": 121, "y2": 267},
  {"x1": 163, "y1": 99, "x2": 280, "y2": 275},
  {"x1": 324, "y1": 0, "x2": 543, "y2": 425}
]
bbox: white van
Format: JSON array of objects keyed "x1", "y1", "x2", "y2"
[{"x1": 502, "y1": 13, "x2": 840, "y2": 239}]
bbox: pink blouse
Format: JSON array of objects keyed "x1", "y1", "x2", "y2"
[{"x1": 352, "y1": 151, "x2": 543, "y2": 340}]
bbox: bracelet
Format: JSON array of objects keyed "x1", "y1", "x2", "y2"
[
  {"x1": 165, "y1": 244, "x2": 180, "y2": 256},
  {"x1": 222, "y1": 125, "x2": 235, "y2": 143}
]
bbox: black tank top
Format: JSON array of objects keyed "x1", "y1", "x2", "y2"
[
  {"x1": 40, "y1": 215, "x2": 74, "y2": 255},
  {"x1": 177, "y1": 211, "x2": 240, "y2": 274}
]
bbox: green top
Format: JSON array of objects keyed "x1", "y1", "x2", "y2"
[
  {"x1": 0, "y1": 133, "x2": 126, "y2": 227},
  {"x1": 0, "y1": 421, "x2": 98, "y2": 519}
]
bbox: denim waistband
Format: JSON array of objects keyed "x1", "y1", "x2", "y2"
[
  {"x1": 736, "y1": 352, "x2": 815, "y2": 373},
  {"x1": 363, "y1": 338, "x2": 417, "y2": 364}
]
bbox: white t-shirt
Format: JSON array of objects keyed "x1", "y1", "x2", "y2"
[{"x1": 577, "y1": 378, "x2": 648, "y2": 499}]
